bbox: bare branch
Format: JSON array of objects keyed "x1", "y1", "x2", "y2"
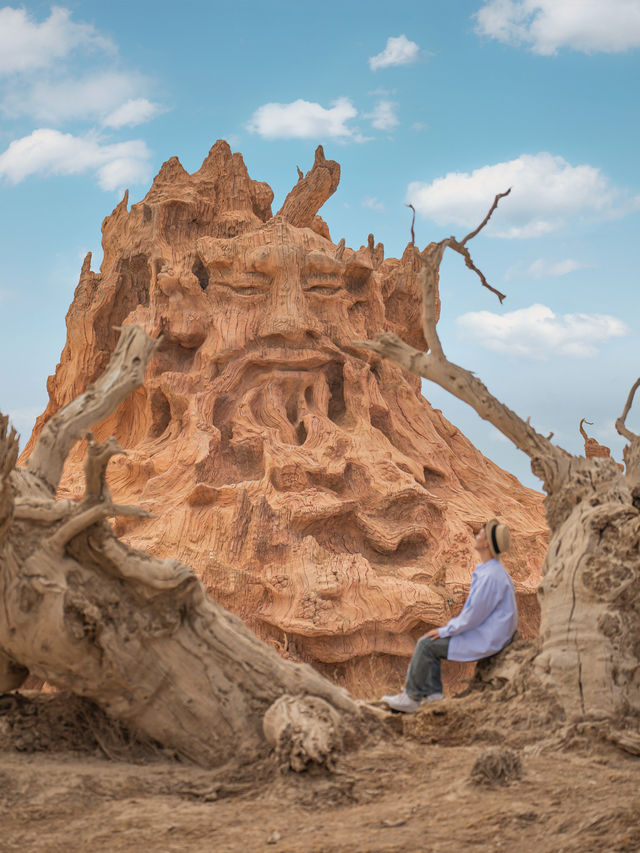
[
  {"x1": 84, "y1": 434, "x2": 126, "y2": 502},
  {"x1": 406, "y1": 203, "x2": 416, "y2": 245},
  {"x1": 446, "y1": 238, "x2": 507, "y2": 303},
  {"x1": 48, "y1": 505, "x2": 111, "y2": 553},
  {"x1": 579, "y1": 418, "x2": 594, "y2": 442},
  {"x1": 353, "y1": 190, "x2": 571, "y2": 491},
  {"x1": 99, "y1": 537, "x2": 196, "y2": 592},
  {"x1": 416, "y1": 243, "x2": 447, "y2": 359},
  {"x1": 48, "y1": 502, "x2": 153, "y2": 554},
  {"x1": 0, "y1": 414, "x2": 19, "y2": 544},
  {"x1": 27, "y1": 326, "x2": 159, "y2": 493},
  {"x1": 0, "y1": 415, "x2": 19, "y2": 480},
  {"x1": 616, "y1": 378, "x2": 640, "y2": 441},
  {"x1": 355, "y1": 330, "x2": 559, "y2": 470},
  {"x1": 461, "y1": 188, "x2": 512, "y2": 245},
  {"x1": 14, "y1": 498, "x2": 73, "y2": 523}
]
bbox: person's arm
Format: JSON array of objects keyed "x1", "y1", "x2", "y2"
[{"x1": 437, "y1": 573, "x2": 504, "y2": 638}]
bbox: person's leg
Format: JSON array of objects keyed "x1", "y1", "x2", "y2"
[{"x1": 405, "y1": 636, "x2": 450, "y2": 700}]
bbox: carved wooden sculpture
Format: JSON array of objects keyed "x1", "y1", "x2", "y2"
[
  {"x1": 356, "y1": 196, "x2": 640, "y2": 746},
  {"x1": 20, "y1": 142, "x2": 546, "y2": 698}
]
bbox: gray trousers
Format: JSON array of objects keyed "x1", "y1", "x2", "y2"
[{"x1": 405, "y1": 636, "x2": 451, "y2": 700}]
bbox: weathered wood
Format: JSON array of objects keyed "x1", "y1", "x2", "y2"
[
  {"x1": 2, "y1": 326, "x2": 369, "y2": 769},
  {"x1": 26, "y1": 327, "x2": 160, "y2": 493},
  {"x1": 277, "y1": 145, "x2": 340, "y2": 228},
  {"x1": 355, "y1": 233, "x2": 566, "y2": 496}
]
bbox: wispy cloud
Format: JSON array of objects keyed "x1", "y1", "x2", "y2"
[
  {"x1": 103, "y1": 98, "x2": 164, "y2": 129},
  {"x1": 1, "y1": 72, "x2": 148, "y2": 124},
  {"x1": 474, "y1": 0, "x2": 640, "y2": 55},
  {"x1": 457, "y1": 303, "x2": 628, "y2": 358},
  {"x1": 505, "y1": 257, "x2": 589, "y2": 280},
  {"x1": 0, "y1": 6, "x2": 114, "y2": 74},
  {"x1": 407, "y1": 152, "x2": 640, "y2": 238},
  {"x1": 362, "y1": 196, "x2": 385, "y2": 211},
  {"x1": 0, "y1": 6, "x2": 165, "y2": 190},
  {"x1": 366, "y1": 100, "x2": 399, "y2": 130},
  {"x1": 0, "y1": 128, "x2": 152, "y2": 191},
  {"x1": 369, "y1": 35, "x2": 420, "y2": 70},
  {"x1": 247, "y1": 97, "x2": 367, "y2": 142}
]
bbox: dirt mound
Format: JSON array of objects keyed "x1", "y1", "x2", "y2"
[
  {"x1": 469, "y1": 745, "x2": 522, "y2": 786},
  {"x1": 0, "y1": 691, "x2": 161, "y2": 761}
]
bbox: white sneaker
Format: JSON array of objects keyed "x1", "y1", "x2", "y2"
[
  {"x1": 424, "y1": 692, "x2": 444, "y2": 702},
  {"x1": 380, "y1": 691, "x2": 421, "y2": 713}
]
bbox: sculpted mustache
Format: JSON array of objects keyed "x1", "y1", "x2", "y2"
[{"x1": 208, "y1": 338, "x2": 347, "y2": 380}]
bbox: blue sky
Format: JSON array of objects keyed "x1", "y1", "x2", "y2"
[{"x1": 1, "y1": 0, "x2": 639, "y2": 489}]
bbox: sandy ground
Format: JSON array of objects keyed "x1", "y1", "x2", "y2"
[{"x1": 1, "y1": 688, "x2": 639, "y2": 853}]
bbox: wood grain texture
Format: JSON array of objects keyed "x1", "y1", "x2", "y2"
[{"x1": 20, "y1": 142, "x2": 547, "y2": 698}]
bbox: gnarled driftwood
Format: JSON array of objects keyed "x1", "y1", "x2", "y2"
[
  {"x1": 355, "y1": 195, "x2": 640, "y2": 742},
  {"x1": 1, "y1": 326, "x2": 379, "y2": 769}
]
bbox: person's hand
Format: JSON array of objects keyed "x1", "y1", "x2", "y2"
[{"x1": 423, "y1": 628, "x2": 440, "y2": 639}]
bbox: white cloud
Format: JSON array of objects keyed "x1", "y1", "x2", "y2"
[
  {"x1": 407, "y1": 152, "x2": 640, "y2": 238},
  {"x1": 103, "y1": 98, "x2": 164, "y2": 128},
  {"x1": 474, "y1": 0, "x2": 640, "y2": 55},
  {"x1": 505, "y1": 257, "x2": 588, "y2": 280},
  {"x1": 0, "y1": 6, "x2": 114, "y2": 74},
  {"x1": 369, "y1": 35, "x2": 421, "y2": 70},
  {"x1": 366, "y1": 100, "x2": 399, "y2": 130},
  {"x1": 247, "y1": 97, "x2": 366, "y2": 141},
  {"x1": 362, "y1": 196, "x2": 385, "y2": 211},
  {"x1": 457, "y1": 303, "x2": 628, "y2": 358},
  {"x1": 0, "y1": 128, "x2": 151, "y2": 191},
  {"x1": 1, "y1": 72, "x2": 147, "y2": 124},
  {"x1": 0, "y1": 12, "x2": 165, "y2": 130}
]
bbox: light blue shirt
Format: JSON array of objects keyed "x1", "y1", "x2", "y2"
[{"x1": 438, "y1": 558, "x2": 518, "y2": 662}]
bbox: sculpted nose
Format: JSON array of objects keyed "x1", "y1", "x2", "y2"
[{"x1": 258, "y1": 272, "x2": 322, "y2": 339}]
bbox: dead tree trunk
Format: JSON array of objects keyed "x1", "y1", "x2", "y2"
[
  {"x1": 355, "y1": 200, "x2": 640, "y2": 745},
  {"x1": 0, "y1": 327, "x2": 376, "y2": 769}
]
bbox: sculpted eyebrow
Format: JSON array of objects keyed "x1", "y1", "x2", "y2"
[{"x1": 303, "y1": 252, "x2": 345, "y2": 275}]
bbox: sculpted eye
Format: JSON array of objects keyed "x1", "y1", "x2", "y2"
[
  {"x1": 304, "y1": 273, "x2": 343, "y2": 295},
  {"x1": 211, "y1": 271, "x2": 271, "y2": 295}
]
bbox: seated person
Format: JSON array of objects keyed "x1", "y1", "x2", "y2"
[{"x1": 381, "y1": 518, "x2": 516, "y2": 712}]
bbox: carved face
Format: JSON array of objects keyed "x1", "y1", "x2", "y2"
[
  {"x1": 194, "y1": 219, "x2": 380, "y2": 358},
  {"x1": 176, "y1": 220, "x2": 391, "y2": 499},
  {"x1": 118, "y1": 216, "x2": 452, "y2": 669}
]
